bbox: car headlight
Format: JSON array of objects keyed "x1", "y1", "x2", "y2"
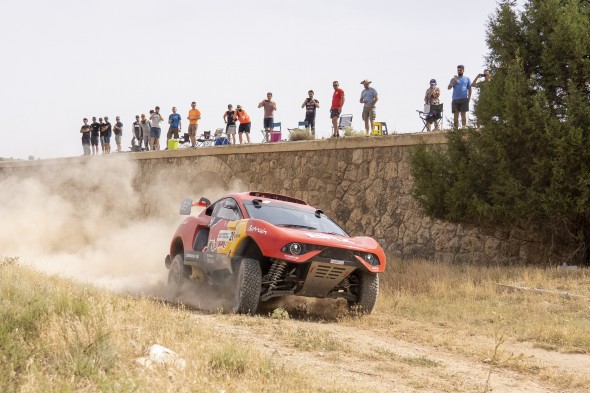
[
  {"x1": 289, "y1": 243, "x2": 302, "y2": 255},
  {"x1": 364, "y1": 253, "x2": 380, "y2": 266},
  {"x1": 281, "y1": 242, "x2": 318, "y2": 255}
]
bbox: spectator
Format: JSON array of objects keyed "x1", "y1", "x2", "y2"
[
  {"x1": 301, "y1": 90, "x2": 319, "y2": 136},
  {"x1": 80, "y1": 118, "x2": 91, "y2": 156},
  {"x1": 150, "y1": 106, "x2": 164, "y2": 150},
  {"x1": 424, "y1": 79, "x2": 441, "y2": 131},
  {"x1": 139, "y1": 114, "x2": 151, "y2": 151},
  {"x1": 330, "y1": 81, "x2": 345, "y2": 137},
  {"x1": 472, "y1": 69, "x2": 491, "y2": 89},
  {"x1": 258, "y1": 92, "x2": 276, "y2": 143},
  {"x1": 90, "y1": 116, "x2": 100, "y2": 155},
  {"x1": 113, "y1": 116, "x2": 123, "y2": 152},
  {"x1": 98, "y1": 117, "x2": 106, "y2": 154},
  {"x1": 167, "y1": 106, "x2": 182, "y2": 142},
  {"x1": 131, "y1": 115, "x2": 142, "y2": 149},
  {"x1": 187, "y1": 101, "x2": 201, "y2": 148},
  {"x1": 103, "y1": 116, "x2": 112, "y2": 154},
  {"x1": 359, "y1": 79, "x2": 378, "y2": 135},
  {"x1": 223, "y1": 104, "x2": 237, "y2": 145},
  {"x1": 448, "y1": 64, "x2": 472, "y2": 129},
  {"x1": 235, "y1": 104, "x2": 251, "y2": 144}
]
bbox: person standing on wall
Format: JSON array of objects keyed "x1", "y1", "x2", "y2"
[
  {"x1": 448, "y1": 64, "x2": 472, "y2": 129},
  {"x1": 113, "y1": 116, "x2": 123, "y2": 152},
  {"x1": 139, "y1": 114, "x2": 151, "y2": 151},
  {"x1": 90, "y1": 116, "x2": 100, "y2": 155},
  {"x1": 187, "y1": 101, "x2": 201, "y2": 148},
  {"x1": 235, "y1": 104, "x2": 251, "y2": 144},
  {"x1": 150, "y1": 106, "x2": 164, "y2": 150},
  {"x1": 424, "y1": 79, "x2": 441, "y2": 131},
  {"x1": 223, "y1": 104, "x2": 237, "y2": 145},
  {"x1": 331, "y1": 81, "x2": 345, "y2": 138},
  {"x1": 80, "y1": 118, "x2": 91, "y2": 156},
  {"x1": 359, "y1": 79, "x2": 378, "y2": 136},
  {"x1": 258, "y1": 92, "x2": 277, "y2": 143},
  {"x1": 301, "y1": 90, "x2": 319, "y2": 136},
  {"x1": 167, "y1": 106, "x2": 182, "y2": 142},
  {"x1": 132, "y1": 115, "x2": 142, "y2": 149}
]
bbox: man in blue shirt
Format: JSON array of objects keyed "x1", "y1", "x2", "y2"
[
  {"x1": 448, "y1": 65, "x2": 472, "y2": 129},
  {"x1": 167, "y1": 106, "x2": 182, "y2": 142}
]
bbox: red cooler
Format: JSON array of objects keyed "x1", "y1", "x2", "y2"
[{"x1": 270, "y1": 130, "x2": 282, "y2": 142}]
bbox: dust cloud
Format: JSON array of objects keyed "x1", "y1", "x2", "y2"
[{"x1": 0, "y1": 155, "x2": 234, "y2": 299}]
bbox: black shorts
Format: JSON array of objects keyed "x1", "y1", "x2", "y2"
[
  {"x1": 330, "y1": 108, "x2": 341, "y2": 119},
  {"x1": 452, "y1": 98, "x2": 469, "y2": 113},
  {"x1": 238, "y1": 122, "x2": 251, "y2": 133},
  {"x1": 263, "y1": 118, "x2": 273, "y2": 129},
  {"x1": 91, "y1": 136, "x2": 99, "y2": 146},
  {"x1": 304, "y1": 114, "x2": 316, "y2": 131}
]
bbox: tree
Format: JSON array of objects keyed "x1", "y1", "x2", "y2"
[{"x1": 410, "y1": 0, "x2": 590, "y2": 264}]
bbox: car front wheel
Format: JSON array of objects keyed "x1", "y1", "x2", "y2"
[
  {"x1": 167, "y1": 254, "x2": 189, "y2": 300},
  {"x1": 233, "y1": 258, "x2": 262, "y2": 315},
  {"x1": 347, "y1": 270, "x2": 379, "y2": 314}
]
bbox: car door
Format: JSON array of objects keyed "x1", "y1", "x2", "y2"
[{"x1": 207, "y1": 197, "x2": 242, "y2": 255}]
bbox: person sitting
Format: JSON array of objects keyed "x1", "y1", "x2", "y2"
[{"x1": 424, "y1": 78, "x2": 441, "y2": 131}]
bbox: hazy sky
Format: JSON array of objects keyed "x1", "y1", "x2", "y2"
[{"x1": 0, "y1": 0, "x2": 502, "y2": 159}]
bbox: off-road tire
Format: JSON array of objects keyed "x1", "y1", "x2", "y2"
[
  {"x1": 347, "y1": 270, "x2": 379, "y2": 315},
  {"x1": 233, "y1": 258, "x2": 262, "y2": 315},
  {"x1": 167, "y1": 254, "x2": 190, "y2": 300}
]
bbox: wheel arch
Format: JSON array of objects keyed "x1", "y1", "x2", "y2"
[
  {"x1": 232, "y1": 236, "x2": 267, "y2": 273},
  {"x1": 167, "y1": 237, "x2": 185, "y2": 269}
]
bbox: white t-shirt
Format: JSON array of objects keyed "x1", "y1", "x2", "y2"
[{"x1": 150, "y1": 112, "x2": 163, "y2": 128}]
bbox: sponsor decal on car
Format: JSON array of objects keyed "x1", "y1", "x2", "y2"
[
  {"x1": 248, "y1": 225, "x2": 268, "y2": 235},
  {"x1": 217, "y1": 230, "x2": 234, "y2": 242},
  {"x1": 330, "y1": 259, "x2": 345, "y2": 265}
]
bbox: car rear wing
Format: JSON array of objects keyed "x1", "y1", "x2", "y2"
[{"x1": 179, "y1": 196, "x2": 211, "y2": 215}]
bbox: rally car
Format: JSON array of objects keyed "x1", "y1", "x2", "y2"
[{"x1": 164, "y1": 191, "x2": 387, "y2": 315}]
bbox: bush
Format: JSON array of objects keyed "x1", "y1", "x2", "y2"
[{"x1": 289, "y1": 129, "x2": 314, "y2": 141}]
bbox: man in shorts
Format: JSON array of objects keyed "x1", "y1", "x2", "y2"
[
  {"x1": 98, "y1": 117, "x2": 107, "y2": 154},
  {"x1": 80, "y1": 118, "x2": 91, "y2": 156},
  {"x1": 132, "y1": 115, "x2": 142, "y2": 149},
  {"x1": 301, "y1": 90, "x2": 319, "y2": 135},
  {"x1": 113, "y1": 116, "x2": 123, "y2": 152},
  {"x1": 223, "y1": 104, "x2": 237, "y2": 145},
  {"x1": 235, "y1": 105, "x2": 251, "y2": 144},
  {"x1": 448, "y1": 64, "x2": 472, "y2": 129},
  {"x1": 359, "y1": 79, "x2": 378, "y2": 135},
  {"x1": 150, "y1": 106, "x2": 164, "y2": 150},
  {"x1": 167, "y1": 106, "x2": 182, "y2": 142},
  {"x1": 258, "y1": 92, "x2": 277, "y2": 142},
  {"x1": 330, "y1": 81, "x2": 345, "y2": 137},
  {"x1": 187, "y1": 101, "x2": 201, "y2": 147},
  {"x1": 90, "y1": 116, "x2": 100, "y2": 155},
  {"x1": 103, "y1": 116, "x2": 112, "y2": 154}
]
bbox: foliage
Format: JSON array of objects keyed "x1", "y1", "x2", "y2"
[
  {"x1": 410, "y1": 0, "x2": 590, "y2": 264},
  {"x1": 288, "y1": 129, "x2": 314, "y2": 141}
]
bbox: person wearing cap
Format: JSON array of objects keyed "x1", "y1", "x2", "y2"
[
  {"x1": 150, "y1": 106, "x2": 164, "y2": 150},
  {"x1": 360, "y1": 79, "x2": 378, "y2": 135},
  {"x1": 424, "y1": 79, "x2": 441, "y2": 131},
  {"x1": 132, "y1": 115, "x2": 142, "y2": 150},
  {"x1": 235, "y1": 105, "x2": 251, "y2": 144},
  {"x1": 448, "y1": 64, "x2": 472, "y2": 129},
  {"x1": 139, "y1": 114, "x2": 151, "y2": 151},
  {"x1": 223, "y1": 104, "x2": 237, "y2": 145},
  {"x1": 90, "y1": 117, "x2": 100, "y2": 155},
  {"x1": 187, "y1": 102, "x2": 201, "y2": 148},
  {"x1": 113, "y1": 116, "x2": 123, "y2": 152},
  {"x1": 331, "y1": 81, "x2": 345, "y2": 137}
]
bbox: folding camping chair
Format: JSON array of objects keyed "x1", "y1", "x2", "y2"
[
  {"x1": 287, "y1": 121, "x2": 307, "y2": 135},
  {"x1": 178, "y1": 132, "x2": 190, "y2": 148},
  {"x1": 213, "y1": 128, "x2": 230, "y2": 146},
  {"x1": 261, "y1": 122, "x2": 282, "y2": 143},
  {"x1": 196, "y1": 130, "x2": 214, "y2": 147},
  {"x1": 331, "y1": 114, "x2": 353, "y2": 136},
  {"x1": 417, "y1": 103, "x2": 443, "y2": 132}
]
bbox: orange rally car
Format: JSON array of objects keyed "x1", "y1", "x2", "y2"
[{"x1": 164, "y1": 191, "x2": 387, "y2": 315}]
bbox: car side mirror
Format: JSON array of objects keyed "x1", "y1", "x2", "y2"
[{"x1": 180, "y1": 197, "x2": 193, "y2": 215}]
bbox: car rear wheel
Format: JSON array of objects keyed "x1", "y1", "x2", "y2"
[
  {"x1": 232, "y1": 258, "x2": 262, "y2": 315},
  {"x1": 167, "y1": 254, "x2": 190, "y2": 300},
  {"x1": 347, "y1": 270, "x2": 379, "y2": 314}
]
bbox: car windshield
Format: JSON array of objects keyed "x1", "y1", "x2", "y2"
[{"x1": 243, "y1": 201, "x2": 348, "y2": 237}]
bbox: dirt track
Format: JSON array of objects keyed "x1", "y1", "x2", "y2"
[{"x1": 188, "y1": 303, "x2": 590, "y2": 393}]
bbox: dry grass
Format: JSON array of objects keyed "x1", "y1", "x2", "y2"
[
  {"x1": 288, "y1": 129, "x2": 314, "y2": 141},
  {"x1": 0, "y1": 258, "x2": 347, "y2": 393}
]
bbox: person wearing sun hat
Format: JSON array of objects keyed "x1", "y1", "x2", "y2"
[
  {"x1": 359, "y1": 79, "x2": 378, "y2": 136},
  {"x1": 424, "y1": 78, "x2": 441, "y2": 131}
]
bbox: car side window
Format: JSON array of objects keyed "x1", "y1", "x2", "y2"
[{"x1": 216, "y1": 198, "x2": 241, "y2": 221}]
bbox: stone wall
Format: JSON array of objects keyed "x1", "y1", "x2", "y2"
[{"x1": 0, "y1": 133, "x2": 562, "y2": 265}]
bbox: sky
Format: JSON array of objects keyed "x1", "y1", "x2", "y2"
[{"x1": 0, "y1": 0, "x2": 503, "y2": 159}]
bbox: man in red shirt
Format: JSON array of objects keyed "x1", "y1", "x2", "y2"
[{"x1": 331, "y1": 81, "x2": 345, "y2": 137}]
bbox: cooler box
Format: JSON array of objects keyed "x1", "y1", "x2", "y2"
[
  {"x1": 167, "y1": 139, "x2": 179, "y2": 150},
  {"x1": 270, "y1": 130, "x2": 282, "y2": 142},
  {"x1": 214, "y1": 137, "x2": 229, "y2": 146}
]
